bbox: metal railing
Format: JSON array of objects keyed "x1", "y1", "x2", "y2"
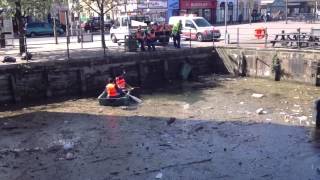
[{"x1": 2, "y1": 26, "x2": 320, "y2": 63}]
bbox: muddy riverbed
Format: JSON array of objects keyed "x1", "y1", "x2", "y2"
[{"x1": 0, "y1": 75, "x2": 320, "y2": 180}]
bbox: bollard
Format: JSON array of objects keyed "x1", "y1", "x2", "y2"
[
  {"x1": 212, "y1": 31, "x2": 215, "y2": 48},
  {"x1": 237, "y1": 28, "x2": 239, "y2": 47},
  {"x1": 189, "y1": 29, "x2": 191, "y2": 48},
  {"x1": 227, "y1": 34, "x2": 230, "y2": 44},
  {"x1": 315, "y1": 99, "x2": 320, "y2": 128},
  {"x1": 264, "y1": 28, "x2": 268, "y2": 48},
  {"x1": 298, "y1": 27, "x2": 301, "y2": 49}
]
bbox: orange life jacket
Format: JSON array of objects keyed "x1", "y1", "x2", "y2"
[
  {"x1": 136, "y1": 30, "x2": 143, "y2": 39},
  {"x1": 116, "y1": 77, "x2": 126, "y2": 89},
  {"x1": 106, "y1": 83, "x2": 118, "y2": 97},
  {"x1": 147, "y1": 32, "x2": 156, "y2": 40}
]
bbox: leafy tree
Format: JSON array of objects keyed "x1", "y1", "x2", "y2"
[
  {"x1": 0, "y1": 0, "x2": 65, "y2": 54},
  {"x1": 81, "y1": 0, "x2": 122, "y2": 49}
]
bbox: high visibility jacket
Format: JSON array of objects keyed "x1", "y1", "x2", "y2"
[
  {"x1": 106, "y1": 83, "x2": 118, "y2": 97},
  {"x1": 147, "y1": 32, "x2": 156, "y2": 40},
  {"x1": 172, "y1": 22, "x2": 182, "y2": 36},
  {"x1": 116, "y1": 77, "x2": 126, "y2": 89}
]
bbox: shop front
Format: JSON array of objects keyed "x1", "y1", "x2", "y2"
[{"x1": 180, "y1": 0, "x2": 218, "y2": 24}]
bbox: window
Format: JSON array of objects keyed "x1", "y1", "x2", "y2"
[
  {"x1": 122, "y1": 17, "x2": 129, "y2": 26},
  {"x1": 193, "y1": 18, "x2": 211, "y2": 27},
  {"x1": 185, "y1": 20, "x2": 195, "y2": 28}
]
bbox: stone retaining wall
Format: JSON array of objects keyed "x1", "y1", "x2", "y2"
[
  {"x1": 0, "y1": 47, "x2": 221, "y2": 104},
  {"x1": 215, "y1": 46, "x2": 320, "y2": 85}
]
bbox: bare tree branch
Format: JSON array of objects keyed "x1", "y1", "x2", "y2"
[
  {"x1": 83, "y1": 0, "x2": 100, "y2": 15},
  {"x1": 95, "y1": 0, "x2": 102, "y2": 11}
]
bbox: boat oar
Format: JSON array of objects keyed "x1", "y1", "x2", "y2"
[{"x1": 127, "y1": 94, "x2": 142, "y2": 103}]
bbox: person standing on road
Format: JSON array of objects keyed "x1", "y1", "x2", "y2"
[
  {"x1": 172, "y1": 20, "x2": 182, "y2": 48},
  {"x1": 146, "y1": 27, "x2": 156, "y2": 51},
  {"x1": 135, "y1": 25, "x2": 145, "y2": 51}
]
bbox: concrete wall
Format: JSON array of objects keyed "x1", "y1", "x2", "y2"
[
  {"x1": 0, "y1": 47, "x2": 221, "y2": 105},
  {"x1": 215, "y1": 46, "x2": 320, "y2": 85}
]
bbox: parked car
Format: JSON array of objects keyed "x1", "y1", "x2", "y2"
[
  {"x1": 169, "y1": 15, "x2": 221, "y2": 42},
  {"x1": 81, "y1": 17, "x2": 112, "y2": 32},
  {"x1": 26, "y1": 22, "x2": 64, "y2": 37}
]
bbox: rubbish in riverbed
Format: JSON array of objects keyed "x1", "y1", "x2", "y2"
[
  {"x1": 239, "y1": 102, "x2": 244, "y2": 105},
  {"x1": 265, "y1": 118, "x2": 272, "y2": 121},
  {"x1": 155, "y1": 172, "x2": 163, "y2": 179},
  {"x1": 256, "y1": 108, "x2": 266, "y2": 115},
  {"x1": 121, "y1": 106, "x2": 138, "y2": 110},
  {"x1": 65, "y1": 152, "x2": 75, "y2": 160},
  {"x1": 63, "y1": 142, "x2": 74, "y2": 151},
  {"x1": 252, "y1": 93, "x2": 264, "y2": 98},
  {"x1": 183, "y1": 104, "x2": 190, "y2": 110},
  {"x1": 167, "y1": 117, "x2": 176, "y2": 125},
  {"x1": 195, "y1": 126, "x2": 204, "y2": 132},
  {"x1": 298, "y1": 116, "x2": 308, "y2": 122}
]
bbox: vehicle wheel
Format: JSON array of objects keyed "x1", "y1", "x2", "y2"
[
  {"x1": 30, "y1": 32, "x2": 36, "y2": 38},
  {"x1": 197, "y1": 33, "x2": 203, "y2": 42},
  {"x1": 111, "y1": 34, "x2": 117, "y2": 43}
]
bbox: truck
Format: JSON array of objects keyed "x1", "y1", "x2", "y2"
[{"x1": 110, "y1": 15, "x2": 172, "y2": 45}]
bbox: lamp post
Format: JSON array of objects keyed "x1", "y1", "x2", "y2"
[
  {"x1": 225, "y1": 0, "x2": 228, "y2": 44},
  {"x1": 285, "y1": 0, "x2": 288, "y2": 24}
]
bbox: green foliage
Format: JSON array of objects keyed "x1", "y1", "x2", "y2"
[{"x1": 0, "y1": 0, "x2": 65, "y2": 19}]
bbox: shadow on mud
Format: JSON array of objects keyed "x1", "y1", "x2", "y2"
[{"x1": 0, "y1": 111, "x2": 319, "y2": 180}]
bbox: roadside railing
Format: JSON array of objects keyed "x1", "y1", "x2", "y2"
[{"x1": 3, "y1": 26, "x2": 320, "y2": 63}]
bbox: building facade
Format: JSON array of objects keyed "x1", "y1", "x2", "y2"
[
  {"x1": 216, "y1": 0, "x2": 261, "y2": 23},
  {"x1": 179, "y1": 0, "x2": 218, "y2": 24}
]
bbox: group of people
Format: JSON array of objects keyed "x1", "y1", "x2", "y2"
[
  {"x1": 105, "y1": 75, "x2": 129, "y2": 98},
  {"x1": 135, "y1": 20, "x2": 183, "y2": 51},
  {"x1": 135, "y1": 25, "x2": 157, "y2": 51}
]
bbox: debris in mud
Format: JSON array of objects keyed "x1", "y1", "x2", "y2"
[
  {"x1": 47, "y1": 145, "x2": 62, "y2": 153},
  {"x1": 121, "y1": 106, "x2": 138, "y2": 111},
  {"x1": 195, "y1": 126, "x2": 204, "y2": 132},
  {"x1": 239, "y1": 102, "x2": 244, "y2": 105},
  {"x1": 252, "y1": 93, "x2": 264, "y2": 98},
  {"x1": 265, "y1": 118, "x2": 272, "y2": 121},
  {"x1": 63, "y1": 142, "x2": 74, "y2": 151},
  {"x1": 2, "y1": 124, "x2": 19, "y2": 130},
  {"x1": 155, "y1": 172, "x2": 163, "y2": 179},
  {"x1": 256, "y1": 108, "x2": 267, "y2": 115},
  {"x1": 65, "y1": 152, "x2": 75, "y2": 160},
  {"x1": 167, "y1": 117, "x2": 176, "y2": 125},
  {"x1": 183, "y1": 104, "x2": 190, "y2": 110}
]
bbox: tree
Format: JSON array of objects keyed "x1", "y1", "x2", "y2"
[
  {"x1": 81, "y1": 0, "x2": 122, "y2": 49},
  {"x1": 0, "y1": 0, "x2": 64, "y2": 54}
]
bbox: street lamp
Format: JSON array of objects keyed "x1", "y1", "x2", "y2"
[
  {"x1": 225, "y1": 0, "x2": 228, "y2": 44},
  {"x1": 285, "y1": 0, "x2": 288, "y2": 24}
]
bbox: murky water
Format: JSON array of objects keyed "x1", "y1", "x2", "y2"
[{"x1": 0, "y1": 76, "x2": 320, "y2": 180}]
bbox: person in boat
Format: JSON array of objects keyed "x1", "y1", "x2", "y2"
[
  {"x1": 115, "y1": 75, "x2": 127, "y2": 91},
  {"x1": 106, "y1": 78, "x2": 121, "y2": 98}
]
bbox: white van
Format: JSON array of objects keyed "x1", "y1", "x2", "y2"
[{"x1": 169, "y1": 16, "x2": 221, "y2": 42}]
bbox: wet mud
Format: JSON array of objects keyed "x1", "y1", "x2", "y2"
[{"x1": 0, "y1": 75, "x2": 320, "y2": 180}]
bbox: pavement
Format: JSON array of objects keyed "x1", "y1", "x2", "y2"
[
  {"x1": 0, "y1": 75, "x2": 320, "y2": 180},
  {"x1": 1, "y1": 21, "x2": 320, "y2": 64}
]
